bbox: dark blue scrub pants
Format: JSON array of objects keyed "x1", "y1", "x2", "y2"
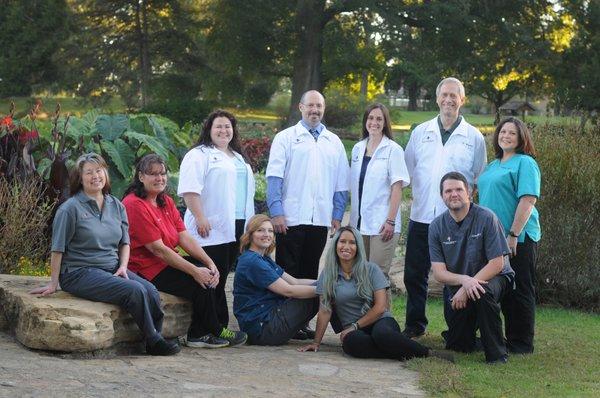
[
  {"x1": 59, "y1": 265, "x2": 164, "y2": 345},
  {"x1": 403, "y1": 220, "x2": 431, "y2": 335},
  {"x1": 250, "y1": 297, "x2": 319, "y2": 346}
]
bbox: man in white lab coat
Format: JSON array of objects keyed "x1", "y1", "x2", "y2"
[
  {"x1": 266, "y1": 90, "x2": 349, "y2": 339},
  {"x1": 403, "y1": 77, "x2": 487, "y2": 338}
]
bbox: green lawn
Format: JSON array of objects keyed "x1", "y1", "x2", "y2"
[{"x1": 391, "y1": 296, "x2": 600, "y2": 398}]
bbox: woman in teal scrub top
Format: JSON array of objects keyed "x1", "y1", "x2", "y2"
[{"x1": 478, "y1": 117, "x2": 541, "y2": 354}]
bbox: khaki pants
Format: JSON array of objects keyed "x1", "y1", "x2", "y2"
[{"x1": 362, "y1": 233, "x2": 400, "y2": 278}]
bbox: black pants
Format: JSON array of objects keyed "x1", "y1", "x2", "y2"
[
  {"x1": 403, "y1": 220, "x2": 431, "y2": 334},
  {"x1": 502, "y1": 235, "x2": 538, "y2": 353},
  {"x1": 151, "y1": 266, "x2": 222, "y2": 339},
  {"x1": 200, "y1": 219, "x2": 245, "y2": 328},
  {"x1": 342, "y1": 317, "x2": 430, "y2": 360},
  {"x1": 275, "y1": 225, "x2": 328, "y2": 279},
  {"x1": 59, "y1": 266, "x2": 164, "y2": 345},
  {"x1": 445, "y1": 275, "x2": 510, "y2": 362}
]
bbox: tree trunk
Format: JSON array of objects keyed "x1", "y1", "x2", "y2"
[
  {"x1": 287, "y1": 0, "x2": 327, "y2": 126},
  {"x1": 135, "y1": 0, "x2": 151, "y2": 107},
  {"x1": 407, "y1": 81, "x2": 419, "y2": 111},
  {"x1": 360, "y1": 70, "x2": 368, "y2": 102}
]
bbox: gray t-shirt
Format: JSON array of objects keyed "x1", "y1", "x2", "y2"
[
  {"x1": 428, "y1": 203, "x2": 514, "y2": 292},
  {"x1": 316, "y1": 261, "x2": 392, "y2": 328},
  {"x1": 51, "y1": 191, "x2": 130, "y2": 274}
]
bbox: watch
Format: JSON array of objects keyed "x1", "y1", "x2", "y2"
[
  {"x1": 509, "y1": 230, "x2": 519, "y2": 238},
  {"x1": 351, "y1": 322, "x2": 359, "y2": 330}
]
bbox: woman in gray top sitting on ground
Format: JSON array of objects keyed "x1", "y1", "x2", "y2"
[
  {"x1": 30, "y1": 153, "x2": 179, "y2": 356},
  {"x1": 298, "y1": 226, "x2": 453, "y2": 362}
]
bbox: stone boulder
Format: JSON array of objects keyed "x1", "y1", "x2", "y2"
[
  {"x1": 0, "y1": 274, "x2": 192, "y2": 352},
  {"x1": 389, "y1": 256, "x2": 445, "y2": 298}
]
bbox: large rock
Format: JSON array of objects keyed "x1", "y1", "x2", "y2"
[
  {"x1": 389, "y1": 255, "x2": 445, "y2": 298},
  {"x1": 0, "y1": 274, "x2": 192, "y2": 352}
]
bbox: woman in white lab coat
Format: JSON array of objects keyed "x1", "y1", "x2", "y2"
[
  {"x1": 349, "y1": 103, "x2": 410, "y2": 278},
  {"x1": 178, "y1": 109, "x2": 255, "y2": 329}
]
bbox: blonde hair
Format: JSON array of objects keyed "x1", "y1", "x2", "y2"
[{"x1": 239, "y1": 214, "x2": 276, "y2": 255}]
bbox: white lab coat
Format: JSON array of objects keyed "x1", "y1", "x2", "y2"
[
  {"x1": 349, "y1": 136, "x2": 410, "y2": 235},
  {"x1": 404, "y1": 116, "x2": 486, "y2": 224},
  {"x1": 266, "y1": 121, "x2": 349, "y2": 227},
  {"x1": 178, "y1": 145, "x2": 255, "y2": 246}
]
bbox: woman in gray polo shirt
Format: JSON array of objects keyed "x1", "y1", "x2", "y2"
[
  {"x1": 299, "y1": 226, "x2": 453, "y2": 362},
  {"x1": 30, "y1": 153, "x2": 179, "y2": 356}
]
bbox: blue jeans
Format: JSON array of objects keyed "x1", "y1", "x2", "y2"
[{"x1": 59, "y1": 266, "x2": 164, "y2": 345}]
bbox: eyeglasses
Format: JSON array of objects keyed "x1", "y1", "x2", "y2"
[{"x1": 143, "y1": 171, "x2": 167, "y2": 177}]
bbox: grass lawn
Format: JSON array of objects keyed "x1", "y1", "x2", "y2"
[{"x1": 391, "y1": 296, "x2": 600, "y2": 397}]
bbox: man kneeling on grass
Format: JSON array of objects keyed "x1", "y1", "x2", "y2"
[{"x1": 429, "y1": 172, "x2": 514, "y2": 364}]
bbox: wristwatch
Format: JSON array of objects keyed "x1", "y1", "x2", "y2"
[
  {"x1": 509, "y1": 230, "x2": 519, "y2": 238},
  {"x1": 351, "y1": 322, "x2": 359, "y2": 330}
]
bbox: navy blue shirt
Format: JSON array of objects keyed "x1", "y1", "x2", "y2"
[{"x1": 233, "y1": 250, "x2": 286, "y2": 337}]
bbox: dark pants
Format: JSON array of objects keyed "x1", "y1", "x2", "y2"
[
  {"x1": 151, "y1": 266, "x2": 222, "y2": 339},
  {"x1": 275, "y1": 225, "x2": 328, "y2": 280},
  {"x1": 59, "y1": 266, "x2": 164, "y2": 345},
  {"x1": 502, "y1": 235, "x2": 538, "y2": 353},
  {"x1": 445, "y1": 275, "x2": 510, "y2": 362},
  {"x1": 201, "y1": 219, "x2": 245, "y2": 328},
  {"x1": 250, "y1": 297, "x2": 319, "y2": 346},
  {"x1": 403, "y1": 220, "x2": 431, "y2": 334},
  {"x1": 342, "y1": 317, "x2": 430, "y2": 360}
]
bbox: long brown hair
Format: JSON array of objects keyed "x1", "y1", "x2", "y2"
[
  {"x1": 194, "y1": 109, "x2": 249, "y2": 162},
  {"x1": 493, "y1": 117, "x2": 536, "y2": 159},
  {"x1": 239, "y1": 214, "x2": 275, "y2": 255},
  {"x1": 361, "y1": 103, "x2": 393, "y2": 140}
]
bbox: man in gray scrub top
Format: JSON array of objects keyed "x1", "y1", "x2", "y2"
[{"x1": 429, "y1": 172, "x2": 514, "y2": 364}]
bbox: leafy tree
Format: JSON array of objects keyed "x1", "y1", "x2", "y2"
[
  {"x1": 553, "y1": 0, "x2": 600, "y2": 131},
  {"x1": 0, "y1": 0, "x2": 70, "y2": 96},
  {"x1": 58, "y1": 0, "x2": 204, "y2": 108}
]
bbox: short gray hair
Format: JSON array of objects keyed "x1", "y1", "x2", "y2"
[{"x1": 436, "y1": 77, "x2": 465, "y2": 99}]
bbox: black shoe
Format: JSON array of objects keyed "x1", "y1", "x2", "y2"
[
  {"x1": 292, "y1": 329, "x2": 309, "y2": 340},
  {"x1": 428, "y1": 349, "x2": 456, "y2": 363},
  {"x1": 301, "y1": 327, "x2": 316, "y2": 339},
  {"x1": 403, "y1": 329, "x2": 425, "y2": 339},
  {"x1": 487, "y1": 355, "x2": 508, "y2": 365},
  {"x1": 146, "y1": 338, "x2": 181, "y2": 356}
]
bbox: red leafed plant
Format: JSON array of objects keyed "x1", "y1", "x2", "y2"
[
  {"x1": 0, "y1": 101, "x2": 41, "y2": 181},
  {"x1": 241, "y1": 135, "x2": 271, "y2": 172}
]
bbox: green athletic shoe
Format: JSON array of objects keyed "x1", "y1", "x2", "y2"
[{"x1": 219, "y1": 327, "x2": 248, "y2": 347}]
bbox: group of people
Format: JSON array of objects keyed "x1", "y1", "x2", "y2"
[{"x1": 30, "y1": 76, "x2": 541, "y2": 365}]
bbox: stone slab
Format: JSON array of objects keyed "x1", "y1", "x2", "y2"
[{"x1": 0, "y1": 274, "x2": 192, "y2": 352}]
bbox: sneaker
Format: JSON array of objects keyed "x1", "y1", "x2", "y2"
[
  {"x1": 219, "y1": 328, "x2": 248, "y2": 347},
  {"x1": 487, "y1": 355, "x2": 508, "y2": 365},
  {"x1": 146, "y1": 338, "x2": 181, "y2": 356},
  {"x1": 186, "y1": 334, "x2": 229, "y2": 348}
]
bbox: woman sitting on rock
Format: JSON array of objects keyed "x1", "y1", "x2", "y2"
[
  {"x1": 298, "y1": 226, "x2": 453, "y2": 363},
  {"x1": 123, "y1": 154, "x2": 247, "y2": 349},
  {"x1": 233, "y1": 214, "x2": 319, "y2": 345},
  {"x1": 30, "y1": 153, "x2": 179, "y2": 356}
]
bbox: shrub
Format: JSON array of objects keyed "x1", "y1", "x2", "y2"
[
  {"x1": 241, "y1": 135, "x2": 271, "y2": 172},
  {"x1": 533, "y1": 123, "x2": 600, "y2": 311},
  {"x1": 0, "y1": 178, "x2": 55, "y2": 274},
  {"x1": 141, "y1": 98, "x2": 213, "y2": 127}
]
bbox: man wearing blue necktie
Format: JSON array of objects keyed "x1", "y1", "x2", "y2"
[{"x1": 266, "y1": 90, "x2": 350, "y2": 339}]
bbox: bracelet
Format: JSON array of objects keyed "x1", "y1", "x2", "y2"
[
  {"x1": 508, "y1": 230, "x2": 519, "y2": 238},
  {"x1": 385, "y1": 219, "x2": 396, "y2": 226},
  {"x1": 351, "y1": 321, "x2": 359, "y2": 330}
]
